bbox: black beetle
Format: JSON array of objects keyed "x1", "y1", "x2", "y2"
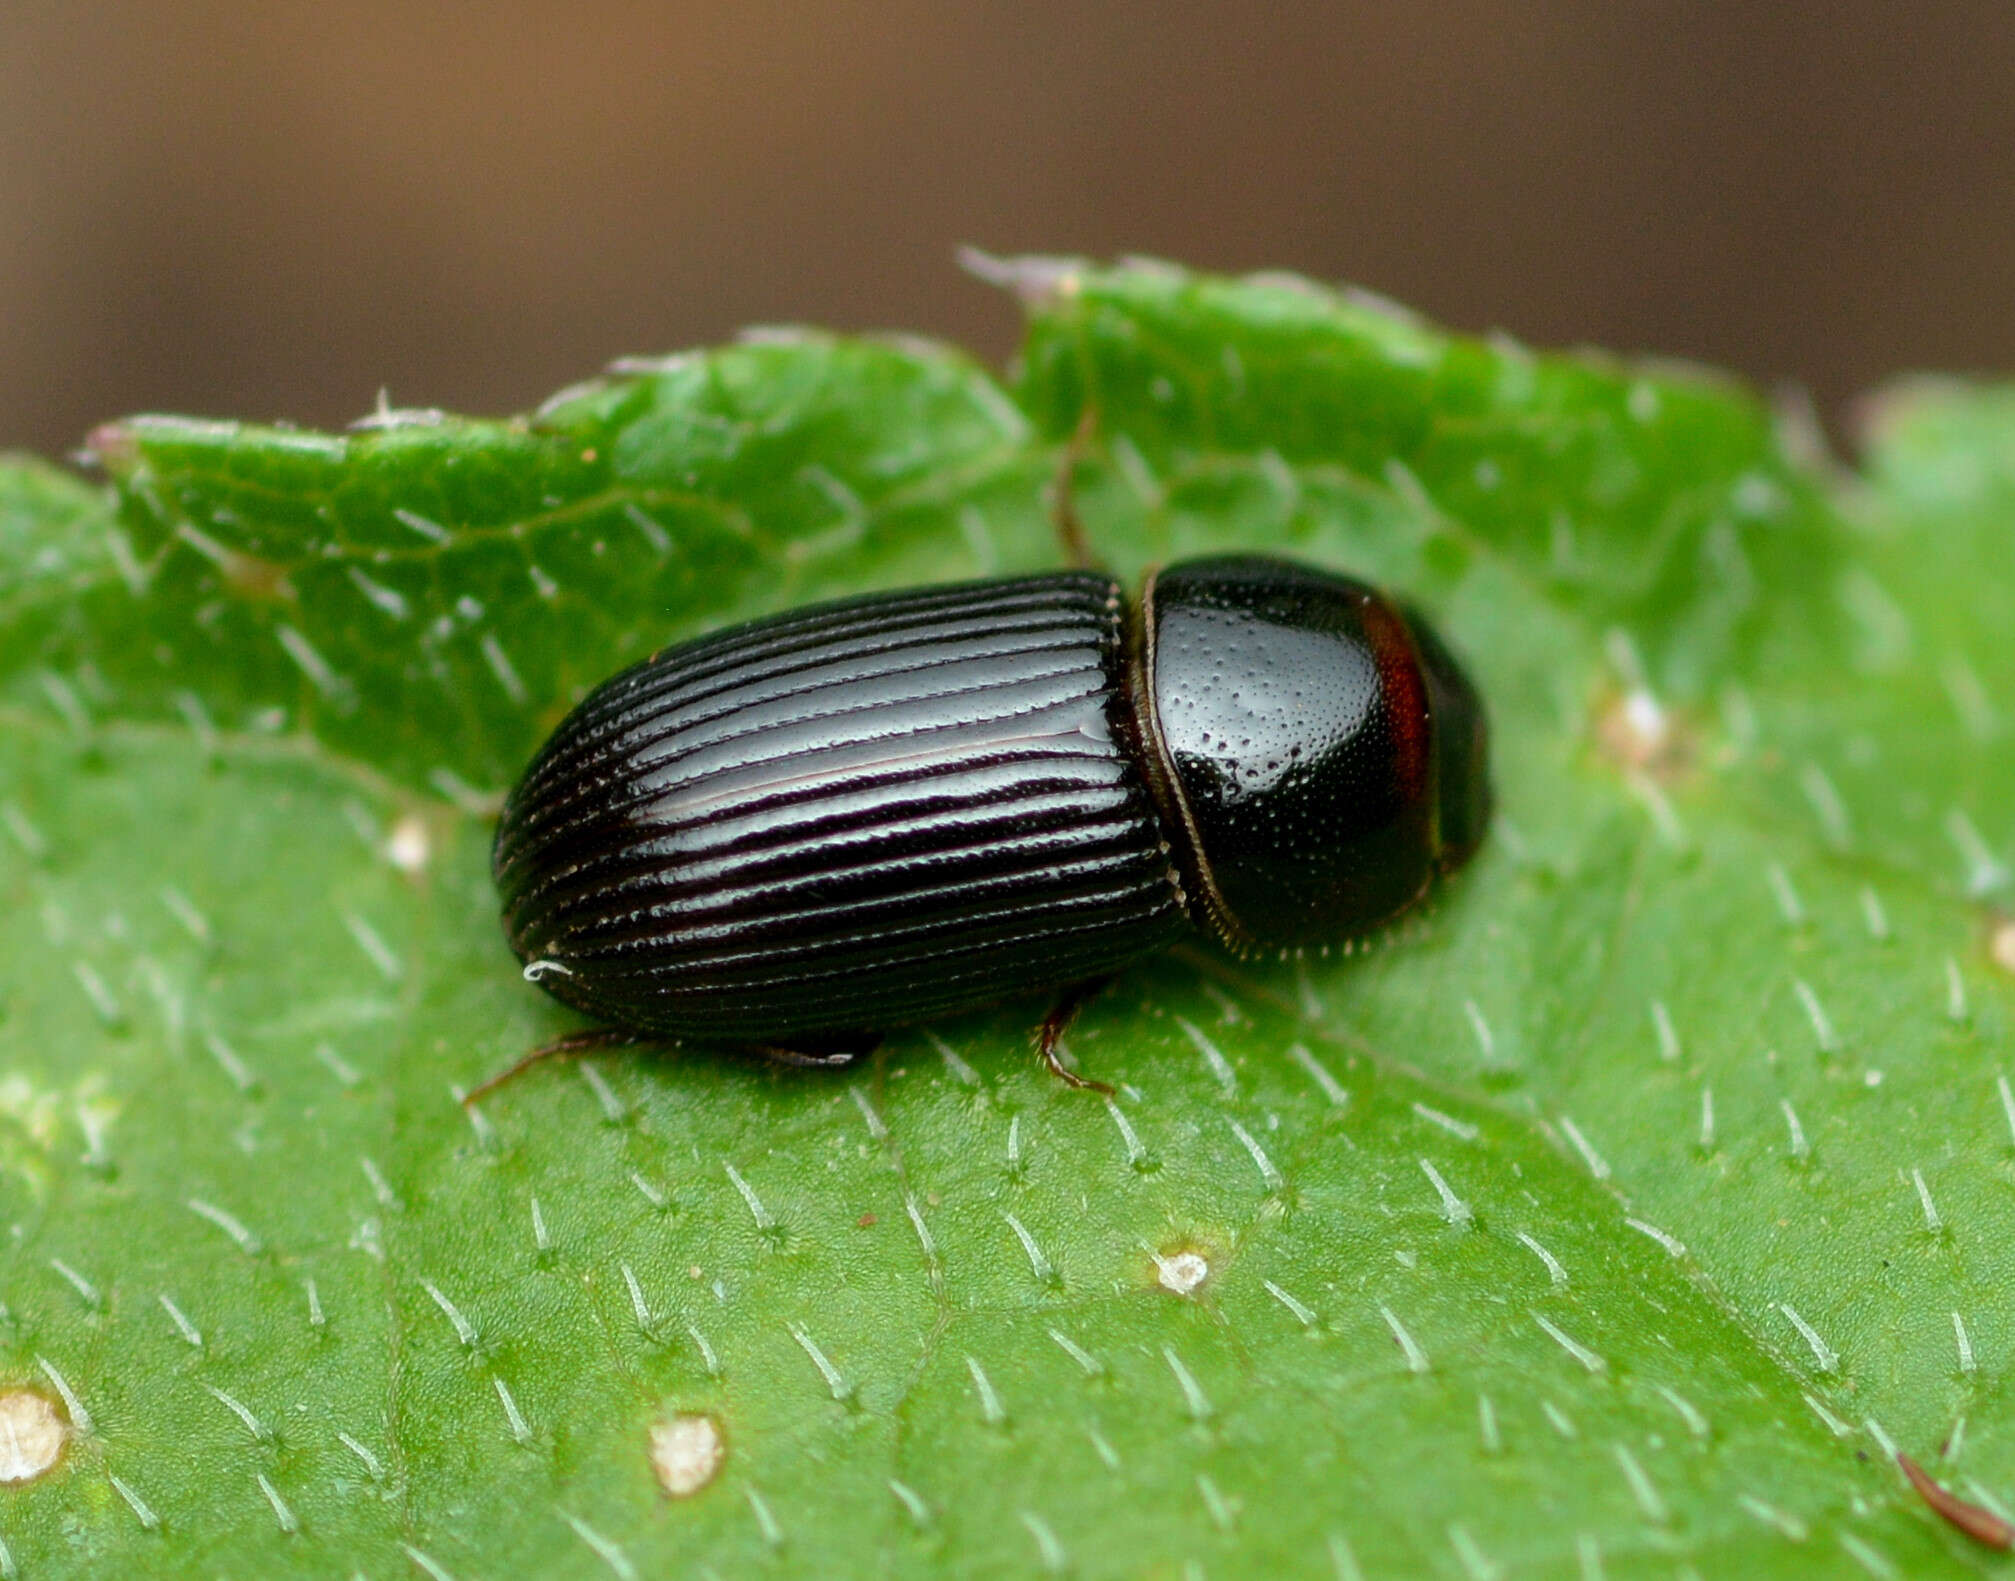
[{"x1": 481, "y1": 554, "x2": 1487, "y2": 1097}]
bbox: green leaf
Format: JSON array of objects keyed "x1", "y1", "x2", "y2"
[{"x1": 1, "y1": 262, "x2": 2012, "y2": 1579}]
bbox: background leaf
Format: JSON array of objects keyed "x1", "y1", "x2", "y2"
[{"x1": 1, "y1": 262, "x2": 2011, "y2": 1579}]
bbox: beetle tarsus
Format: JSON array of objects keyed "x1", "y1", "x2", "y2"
[
  {"x1": 1036, "y1": 978, "x2": 1116, "y2": 1093},
  {"x1": 1049, "y1": 406, "x2": 1102, "y2": 570},
  {"x1": 747, "y1": 1034, "x2": 880, "y2": 1071},
  {"x1": 461, "y1": 1027, "x2": 649, "y2": 1108}
]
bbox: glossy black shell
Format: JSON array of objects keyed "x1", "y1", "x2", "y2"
[
  {"x1": 495, "y1": 556, "x2": 1488, "y2": 1046},
  {"x1": 493, "y1": 573, "x2": 1187, "y2": 1042}
]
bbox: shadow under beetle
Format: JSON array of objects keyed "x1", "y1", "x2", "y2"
[{"x1": 480, "y1": 488, "x2": 1488, "y2": 1100}]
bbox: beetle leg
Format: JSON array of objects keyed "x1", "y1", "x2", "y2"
[
  {"x1": 1048, "y1": 405, "x2": 1103, "y2": 570},
  {"x1": 746, "y1": 1031, "x2": 883, "y2": 1071},
  {"x1": 748, "y1": 1046, "x2": 864, "y2": 1070},
  {"x1": 1035, "y1": 977, "x2": 1116, "y2": 1093},
  {"x1": 461, "y1": 1027, "x2": 650, "y2": 1107}
]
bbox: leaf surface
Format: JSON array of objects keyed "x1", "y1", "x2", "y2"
[{"x1": 1, "y1": 265, "x2": 2011, "y2": 1578}]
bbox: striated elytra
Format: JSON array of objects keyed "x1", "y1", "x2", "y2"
[{"x1": 492, "y1": 555, "x2": 1488, "y2": 1088}]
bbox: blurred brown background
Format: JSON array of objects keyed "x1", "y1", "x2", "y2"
[{"x1": 5, "y1": 2, "x2": 2013, "y2": 456}]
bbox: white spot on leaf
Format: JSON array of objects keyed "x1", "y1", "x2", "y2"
[
  {"x1": 1992, "y1": 919, "x2": 2015, "y2": 977},
  {"x1": 1156, "y1": 1249, "x2": 1209, "y2": 1295},
  {"x1": 386, "y1": 815, "x2": 430, "y2": 874},
  {"x1": 651, "y1": 1413, "x2": 724, "y2": 1497},
  {"x1": 0, "y1": 1390, "x2": 66, "y2": 1483}
]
